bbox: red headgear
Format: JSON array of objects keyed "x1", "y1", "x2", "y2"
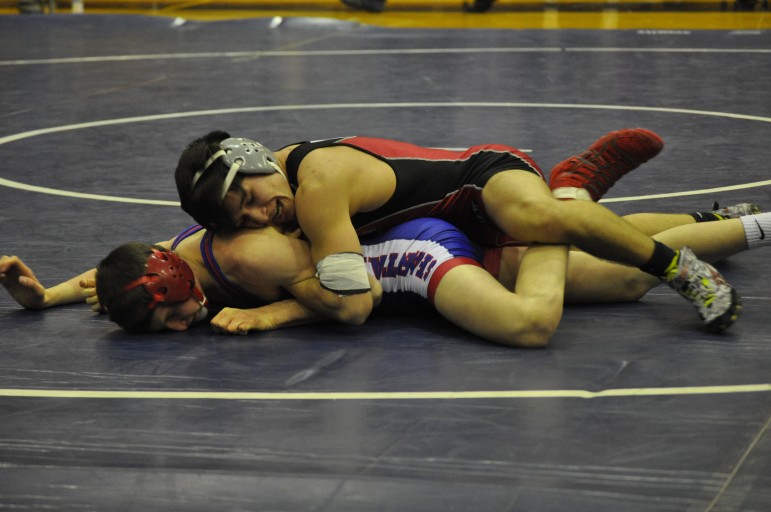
[{"x1": 122, "y1": 249, "x2": 205, "y2": 311}]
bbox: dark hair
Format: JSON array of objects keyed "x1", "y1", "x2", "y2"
[
  {"x1": 175, "y1": 130, "x2": 244, "y2": 232},
  {"x1": 96, "y1": 242, "x2": 163, "y2": 333}
]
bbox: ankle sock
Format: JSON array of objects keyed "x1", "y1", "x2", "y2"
[
  {"x1": 741, "y1": 212, "x2": 771, "y2": 249},
  {"x1": 690, "y1": 211, "x2": 723, "y2": 222},
  {"x1": 638, "y1": 241, "x2": 679, "y2": 278}
]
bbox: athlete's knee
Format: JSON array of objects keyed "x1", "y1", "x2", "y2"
[
  {"x1": 511, "y1": 318, "x2": 557, "y2": 348},
  {"x1": 483, "y1": 172, "x2": 556, "y2": 222},
  {"x1": 522, "y1": 200, "x2": 574, "y2": 243},
  {"x1": 515, "y1": 321, "x2": 555, "y2": 348},
  {"x1": 489, "y1": 195, "x2": 571, "y2": 242},
  {"x1": 497, "y1": 297, "x2": 562, "y2": 348}
]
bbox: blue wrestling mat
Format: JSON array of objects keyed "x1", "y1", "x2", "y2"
[{"x1": 0, "y1": 14, "x2": 769, "y2": 511}]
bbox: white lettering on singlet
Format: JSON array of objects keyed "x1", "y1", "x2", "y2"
[{"x1": 362, "y1": 238, "x2": 455, "y2": 298}]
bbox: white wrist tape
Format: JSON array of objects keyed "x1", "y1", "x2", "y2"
[
  {"x1": 316, "y1": 252, "x2": 371, "y2": 295},
  {"x1": 552, "y1": 187, "x2": 592, "y2": 201}
]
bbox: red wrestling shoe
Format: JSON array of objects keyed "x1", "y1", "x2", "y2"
[{"x1": 550, "y1": 128, "x2": 664, "y2": 201}]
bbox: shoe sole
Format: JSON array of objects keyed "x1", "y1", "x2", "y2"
[
  {"x1": 589, "y1": 129, "x2": 663, "y2": 170},
  {"x1": 706, "y1": 288, "x2": 742, "y2": 333}
]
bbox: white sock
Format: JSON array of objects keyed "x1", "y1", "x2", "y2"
[
  {"x1": 552, "y1": 187, "x2": 593, "y2": 201},
  {"x1": 741, "y1": 212, "x2": 771, "y2": 248}
]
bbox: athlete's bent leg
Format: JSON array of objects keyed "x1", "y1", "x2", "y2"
[
  {"x1": 481, "y1": 170, "x2": 656, "y2": 265},
  {"x1": 563, "y1": 218, "x2": 752, "y2": 304},
  {"x1": 652, "y1": 218, "x2": 749, "y2": 263},
  {"x1": 563, "y1": 252, "x2": 659, "y2": 304},
  {"x1": 495, "y1": 211, "x2": 718, "y2": 286},
  {"x1": 620, "y1": 201, "x2": 760, "y2": 236},
  {"x1": 433, "y1": 244, "x2": 569, "y2": 348},
  {"x1": 481, "y1": 170, "x2": 741, "y2": 332},
  {"x1": 621, "y1": 213, "x2": 695, "y2": 236}
]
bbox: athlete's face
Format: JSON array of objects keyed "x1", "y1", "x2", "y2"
[
  {"x1": 148, "y1": 294, "x2": 209, "y2": 332},
  {"x1": 222, "y1": 173, "x2": 295, "y2": 229}
]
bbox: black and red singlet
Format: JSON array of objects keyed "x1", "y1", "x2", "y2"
[{"x1": 284, "y1": 136, "x2": 542, "y2": 246}]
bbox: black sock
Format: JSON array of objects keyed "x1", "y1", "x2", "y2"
[
  {"x1": 638, "y1": 241, "x2": 679, "y2": 278},
  {"x1": 690, "y1": 211, "x2": 723, "y2": 222}
]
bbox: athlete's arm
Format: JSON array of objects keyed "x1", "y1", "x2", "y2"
[
  {"x1": 210, "y1": 298, "x2": 325, "y2": 335},
  {"x1": 293, "y1": 163, "x2": 374, "y2": 325},
  {"x1": 0, "y1": 255, "x2": 96, "y2": 310},
  {"x1": 219, "y1": 227, "x2": 379, "y2": 324},
  {"x1": 0, "y1": 236, "x2": 177, "y2": 313},
  {"x1": 211, "y1": 268, "x2": 384, "y2": 335}
]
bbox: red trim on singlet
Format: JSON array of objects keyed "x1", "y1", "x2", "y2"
[
  {"x1": 426, "y1": 257, "x2": 482, "y2": 304},
  {"x1": 482, "y1": 248, "x2": 502, "y2": 279},
  {"x1": 341, "y1": 137, "x2": 467, "y2": 161},
  {"x1": 340, "y1": 136, "x2": 542, "y2": 176}
]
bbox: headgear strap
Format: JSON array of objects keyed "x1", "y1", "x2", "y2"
[
  {"x1": 190, "y1": 137, "x2": 285, "y2": 199},
  {"x1": 121, "y1": 249, "x2": 205, "y2": 312}
]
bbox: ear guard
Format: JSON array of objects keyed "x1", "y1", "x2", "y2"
[
  {"x1": 122, "y1": 249, "x2": 206, "y2": 312},
  {"x1": 191, "y1": 137, "x2": 285, "y2": 199}
]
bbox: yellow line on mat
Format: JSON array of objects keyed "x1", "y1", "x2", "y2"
[{"x1": 1, "y1": 384, "x2": 768, "y2": 400}]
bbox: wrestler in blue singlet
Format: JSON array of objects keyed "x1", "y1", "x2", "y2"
[
  {"x1": 360, "y1": 218, "x2": 487, "y2": 309},
  {"x1": 171, "y1": 218, "x2": 498, "y2": 312}
]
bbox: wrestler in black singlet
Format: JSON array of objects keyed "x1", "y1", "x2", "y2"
[{"x1": 283, "y1": 136, "x2": 543, "y2": 247}]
